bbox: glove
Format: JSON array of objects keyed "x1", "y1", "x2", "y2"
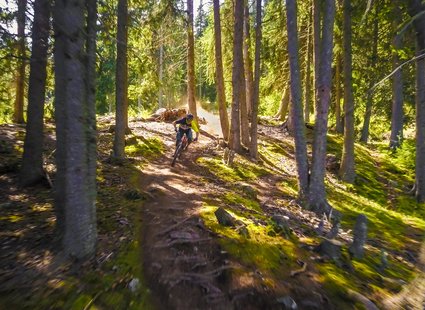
[
  {"x1": 174, "y1": 128, "x2": 178, "y2": 133},
  {"x1": 193, "y1": 137, "x2": 198, "y2": 142}
]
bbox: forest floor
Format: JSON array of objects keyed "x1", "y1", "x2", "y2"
[{"x1": 0, "y1": 111, "x2": 424, "y2": 309}]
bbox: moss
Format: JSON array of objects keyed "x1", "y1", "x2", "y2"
[
  {"x1": 197, "y1": 156, "x2": 269, "y2": 183},
  {"x1": 222, "y1": 192, "x2": 261, "y2": 213},
  {"x1": 125, "y1": 136, "x2": 164, "y2": 160},
  {"x1": 199, "y1": 205, "x2": 298, "y2": 273}
]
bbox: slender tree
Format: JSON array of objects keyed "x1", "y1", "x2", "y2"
[
  {"x1": 407, "y1": 0, "x2": 425, "y2": 202},
  {"x1": 13, "y1": 0, "x2": 26, "y2": 124},
  {"x1": 113, "y1": 0, "x2": 128, "y2": 159},
  {"x1": 335, "y1": 51, "x2": 343, "y2": 133},
  {"x1": 339, "y1": 0, "x2": 356, "y2": 183},
  {"x1": 243, "y1": 1, "x2": 254, "y2": 120},
  {"x1": 53, "y1": 0, "x2": 97, "y2": 259},
  {"x1": 286, "y1": 0, "x2": 309, "y2": 201},
  {"x1": 275, "y1": 84, "x2": 290, "y2": 121},
  {"x1": 187, "y1": 0, "x2": 197, "y2": 120},
  {"x1": 389, "y1": 6, "x2": 404, "y2": 149},
  {"x1": 308, "y1": 0, "x2": 335, "y2": 210},
  {"x1": 313, "y1": 0, "x2": 321, "y2": 113},
  {"x1": 229, "y1": 0, "x2": 244, "y2": 152},
  {"x1": 20, "y1": 0, "x2": 50, "y2": 186},
  {"x1": 304, "y1": 6, "x2": 313, "y2": 123},
  {"x1": 360, "y1": 4, "x2": 379, "y2": 143},
  {"x1": 213, "y1": 0, "x2": 230, "y2": 141},
  {"x1": 249, "y1": 0, "x2": 262, "y2": 160}
]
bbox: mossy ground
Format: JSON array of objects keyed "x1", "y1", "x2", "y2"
[
  {"x1": 196, "y1": 129, "x2": 424, "y2": 307},
  {"x1": 0, "y1": 121, "x2": 166, "y2": 309}
]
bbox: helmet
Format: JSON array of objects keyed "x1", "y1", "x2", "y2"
[{"x1": 187, "y1": 113, "x2": 194, "y2": 120}]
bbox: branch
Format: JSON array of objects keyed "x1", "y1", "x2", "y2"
[{"x1": 367, "y1": 51, "x2": 425, "y2": 95}]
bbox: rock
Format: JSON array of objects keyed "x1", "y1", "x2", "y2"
[
  {"x1": 315, "y1": 238, "x2": 343, "y2": 261},
  {"x1": 236, "y1": 224, "x2": 250, "y2": 238},
  {"x1": 128, "y1": 278, "x2": 140, "y2": 293},
  {"x1": 378, "y1": 249, "x2": 388, "y2": 272},
  {"x1": 326, "y1": 222, "x2": 340, "y2": 239},
  {"x1": 271, "y1": 214, "x2": 291, "y2": 237},
  {"x1": 349, "y1": 214, "x2": 368, "y2": 259},
  {"x1": 215, "y1": 207, "x2": 235, "y2": 226},
  {"x1": 276, "y1": 296, "x2": 298, "y2": 309},
  {"x1": 237, "y1": 182, "x2": 257, "y2": 199}
]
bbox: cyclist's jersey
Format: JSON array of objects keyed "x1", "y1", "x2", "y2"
[{"x1": 175, "y1": 116, "x2": 199, "y2": 133}]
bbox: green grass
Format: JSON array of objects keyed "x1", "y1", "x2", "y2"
[
  {"x1": 199, "y1": 205, "x2": 298, "y2": 273},
  {"x1": 197, "y1": 131, "x2": 423, "y2": 308},
  {"x1": 125, "y1": 136, "x2": 164, "y2": 160},
  {"x1": 197, "y1": 156, "x2": 269, "y2": 182}
]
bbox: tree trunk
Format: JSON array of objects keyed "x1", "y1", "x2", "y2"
[
  {"x1": 243, "y1": 1, "x2": 254, "y2": 120},
  {"x1": 229, "y1": 0, "x2": 244, "y2": 152},
  {"x1": 304, "y1": 7, "x2": 313, "y2": 123},
  {"x1": 86, "y1": 0, "x2": 98, "y2": 226},
  {"x1": 213, "y1": 0, "x2": 230, "y2": 141},
  {"x1": 13, "y1": 0, "x2": 26, "y2": 124},
  {"x1": 113, "y1": 0, "x2": 128, "y2": 159},
  {"x1": 53, "y1": 0, "x2": 97, "y2": 259},
  {"x1": 187, "y1": 0, "x2": 197, "y2": 120},
  {"x1": 275, "y1": 84, "x2": 290, "y2": 121},
  {"x1": 20, "y1": 0, "x2": 50, "y2": 186},
  {"x1": 339, "y1": 0, "x2": 356, "y2": 183},
  {"x1": 313, "y1": 0, "x2": 321, "y2": 117},
  {"x1": 389, "y1": 8, "x2": 404, "y2": 149},
  {"x1": 285, "y1": 0, "x2": 309, "y2": 201},
  {"x1": 308, "y1": 0, "x2": 335, "y2": 210},
  {"x1": 159, "y1": 39, "x2": 164, "y2": 108},
  {"x1": 335, "y1": 51, "x2": 343, "y2": 133},
  {"x1": 360, "y1": 5, "x2": 379, "y2": 143},
  {"x1": 408, "y1": 0, "x2": 425, "y2": 202},
  {"x1": 249, "y1": 0, "x2": 262, "y2": 160}
]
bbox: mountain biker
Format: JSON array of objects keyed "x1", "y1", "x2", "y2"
[{"x1": 173, "y1": 113, "x2": 199, "y2": 149}]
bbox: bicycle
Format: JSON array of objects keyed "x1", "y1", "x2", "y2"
[{"x1": 171, "y1": 133, "x2": 188, "y2": 167}]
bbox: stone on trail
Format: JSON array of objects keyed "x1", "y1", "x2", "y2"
[
  {"x1": 349, "y1": 214, "x2": 368, "y2": 259},
  {"x1": 271, "y1": 214, "x2": 291, "y2": 237},
  {"x1": 215, "y1": 207, "x2": 235, "y2": 226},
  {"x1": 315, "y1": 238, "x2": 343, "y2": 261},
  {"x1": 276, "y1": 296, "x2": 298, "y2": 309}
]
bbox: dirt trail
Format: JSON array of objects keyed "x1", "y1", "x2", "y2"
[{"x1": 139, "y1": 131, "x2": 234, "y2": 309}]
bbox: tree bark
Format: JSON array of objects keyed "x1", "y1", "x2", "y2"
[
  {"x1": 335, "y1": 51, "x2": 343, "y2": 133},
  {"x1": 53, "y1": 0, "x2": 97, "y2": 259},
  {"x1": 285, "y1": 0, "x2": 309, "y2": 201},
  {"x1": 408, "y1": 0, "x2": 425, "y2": 202},
  {"x1": 304, "y1": 7, "x2": 313, "y2": 124},
  {"x1": 213, "y1": 0, "x2": 230, "y2": 141},
  {"x1": 275, "y1": 84, "x2": 290, "y2": 122},
  {"x1": 20, "y1": 0, "x2": 50, "y2": 186},
  {"x1": 113, "y1": 0, "x2": 128, "y2": 159},
  {"x1": 360, "y1": 5, "x2": 379, "y2": 143},
  {"x1": 243, "y1": 1, "x2": 254, "y2": 120},
  {"x1": 389, "y1": 7, "x2": 404, "y2": 150},
  {"x1": 339, "y1": 0, "x2": 356, "y2": 183},
  {"x1": 313, "y1": 0, "x2": 321, "y2": 118},
  {"x1": 13, "y1": 0, "x2": 26, "y2": 124},
  {"x1": 86, "y1": 0, "x2": 98, "y2": 228},
  {"x1": 249, "y1": 0, "x2": 262, "y2": 160},
  {"x1": 187, "y1": 0, "x2": 198, "y2": 120},
  {"x1": 308, "y1": 0, "x2": 335, "y2": 210},
  {"x1": 229, "y1": 0, "x2": 244, "y2": 152}
]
